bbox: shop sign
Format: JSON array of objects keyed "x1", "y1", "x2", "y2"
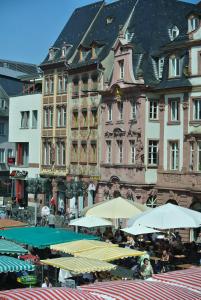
[{"x1": 9, "y1": 170, "x2": 28, "y2": 178}]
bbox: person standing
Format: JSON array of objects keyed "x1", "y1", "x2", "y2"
[
  {"x1": 48, "y1": 212, "x2": 56, "y2": 228},
  {"x1": 42, "y1": 276, "x2": 52, "y2": 288}
]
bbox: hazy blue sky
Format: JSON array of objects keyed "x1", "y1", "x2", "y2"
[{"x1": 0, "y1": 0, "x2": 198, "y2": 65}]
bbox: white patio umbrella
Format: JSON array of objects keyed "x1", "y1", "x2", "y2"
[
  {"x1": 122, "y1": 224, "x2": 160, "y2": 235},
  {"x1": 85, "y1": 197, "x2": 150, "y2": 219},
  {"x1": 69, "y1": 216, "x2": 112, "y2": 228},
  {"x1": 129, "y1": 203, "x2": 201, "y2": 229}
]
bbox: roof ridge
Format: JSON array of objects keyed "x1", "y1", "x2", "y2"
[
  {"x1": 75, "y1": 0, "x2": 104, "y2": 11},
  {"x1": 0, "y1": 59, "x2": 37, "y2": 67}
]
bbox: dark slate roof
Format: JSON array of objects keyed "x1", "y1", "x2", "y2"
[
  {"x1": 0, "y1": 59, "x2": 39, "y2": 76},
  {"x1": 127, "y1": 0, "x2": 195, "y2": 86},
  {"x1": 0, "y1": 67, "x2": 26, "y2": 79},
  {"x1": 41, "y1": 1, "x2": 104, "y2": 65},
  {"x1": 71, "y1": 0, "x2": 137, "y2": 67},
  {"x1": 0, "y1": 76, "x2": 23, "y2": 97},
  {"x1": 0, "y1": 85, "x2": 9, "y2": 100}
]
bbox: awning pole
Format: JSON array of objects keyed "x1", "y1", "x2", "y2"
[{"x1": 41, "y1": 264, "x2": 44, "y2": 285}]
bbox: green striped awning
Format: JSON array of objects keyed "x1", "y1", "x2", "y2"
[
  {"x1": 0, "y1": 256, "x2": 35, "y2": 273},
  {"x1": 0, "y1": 240, "x2": 28, "y2": 255}
]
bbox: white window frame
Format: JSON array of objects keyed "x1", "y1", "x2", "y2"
[
  {"x1": 149, "y1": 100, "x2": 158, "y2": 120},
  {"x1": 169, "y1": 56, "x2": 180, "y2": 77},
  {"x1": 190, "y1": 142, "x2": 194, "y2": 171},
  {"x1": 189, "y1": 17, "x2": 199, "y2": 32},
  {"x1": 108, "y1": 104, "x2": 112, "y2": 122},
  {"x1": 117, "y1": 140, "x2": 123, "y2": 163},
  {"x1": 32, "y1": 110, "x2": 38, "y2": 128},
  {"x1": 49, "y1": 77, "x2": 54, "y2": 94},
  {"x1": 21, "y1": 111, "x2": 30, "y2": 129},
  {"x1": 194, "y1": 99, "x2": 201, "y2": 120},
  {"x1": 158, "y1": 57, "x2": 164, "y2": 79},
  {"x1": 148, "y1": 140, "x2": 158, "y2": 166},
  {"x1": 7, "y1": 149, "x2": 13, "y2": 159},
  {"x1": 119, "y1": 60, "x2": 124, "y2": 79},
  {"x1": 197, "y1": 142, "x2": 201, "y2": 171},
  {"x1": 44, "y1": 143, "x2": 51, "y2": 165},
  {"x1": 171, "y1": 100, "x2": 179, "y2": 121},
  {"x1": 58, "y1": 76, "x2": 63, "y2": 93},
  {"x1": 106, "y1": 140, "x2": 111, "y2": 163},
  {"x1": 131, "y1": 101, "x2": 136, "y2": 120},
  {"x1": 130, "y1": 140, "x2": 135, "y2": 164},
  {"x1": 170, "y1": 142, "x2": 179, "y2": 170}
]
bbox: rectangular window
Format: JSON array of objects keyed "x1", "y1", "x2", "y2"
[
  {"x1": 82, "y1": 78, "x2": 88, "y2": 93},
  {"x1": 81, "y1": 142, "x2": 87, "y2": 162},
  {"x1": 190, "y1": 142, "x2": 194, "y2": 171},
  {"x1": 158, "y1": 57, "x2": 164, "y2": 79},
  {"x1": 57, "y1": 107, "x2": 61, "y2": 127},
  {"x1": 90, "y1": 142, "x2": 97, "y2": 163},
  {"x1": 73, "y1": 80, "x2": 79, "y2": 96},
  {"x1": 108, "y1": 104, "x2": 112, "y2": 122},
  {"x1": 149, "y1": 100, "x2": 158, "y2": 120},
  {"x1": 21, "y1": 111, "x2": 30, "y2": 129},
  {"x1": 32, "y1": 110, "x2": 38, "y2": 128},
  {"x1": 22, "y1": 143, "x2": 29, "y2": 166},
  {"x1": 44, "y1": 78, "x2": 49, "y2": 95},
  {"x1": 194, "y1": 99, "x2": 201, "y2": 120},
  {"x1": 49, "y1": 108, "x2": 53, "y2": 127},
  {"x1": 62, "y1": 142, "x2": 66, "y2": 165},
  {"x1": 43, "y1": 143, "x2": 51, "y2": 165},
  {"x1": 62, "y1": 107, "x2": 66, "y2": 127},
  {"x1": 130, "y1": 140, "x2": 135, "y2": 164},
  {"x1": 72, "y1": 142, "x2": 78, "y2": 162},
  {"x1": 131, "y1": 101, "x2": 136, "y2": 120},
  {"x1": 0, "y1": 149, "x2": 5, "y2": 163},
  {"x1": 49, "y1": 77, "x2": 54, "y2": 94},
  {"x1": 58, "y1": 76, "x2": 63, "y2": 93},
  {"x1": 170, "y1": 99, "x2": 179, "y2": 121},
  {"x1": 148, "y1": 140, "x2": 158, "y2": 165},
  {"x1": 119, "y1": 60, "x2": 124, "y2": 79},
  {"x1": 72, "y1": 111, "x2": 78, "y2": 128},
  {"x1": 170, "y1": 141, "x2": 179, "y2": 170},
  {"x1": 56, "y1": 143, "x2": 61, "y2": 165},
  {"x1": 7, "y1": 149, "x2": 13, "y2": 158},
  {"x1": 118, "y1": 102, "x2": 123, "y2": 120},
  {"x1": 63, "y1": 75, "x2": 68, "y2": 92},
  {"x1": 0, "y1": 123, "x2": 5, "y2": 135},
  {"x1": 106, "y1": 140, "x2": 111, "y2": 163},
  {"x1": 82, "y1": 110, "x2": 88, "y2": 127},
  {"x1": 117, "y1": 140, "x2": 123, "y2": 163},
  {"x1": 92, "y1": 75, "x2": 98, "y2": 91},
  {"x1": 197, "y1": 142, "x2": 201, "y2": 171},
  {"x1": 91, "y1": 109, "x2": 98, "y2": 126},
  {"x1": 170, "y1": 57, "x2": 180, "y2": 77}
]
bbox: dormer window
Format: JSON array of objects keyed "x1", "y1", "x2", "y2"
[
  {"x1": 158, "y1": 57, "x2": 165, "y2": 79},
  {"x1": 106, "y1": 16, "x2": 114, "y2": 24},
  {"x1": 79, "y1": 49, "x2": 89, "y2": 61},
  {"x1": 119, "y1": 60, "x2": 124, "y2": 80},
  {"x1": 49, "y1": 49, "x2": 55, "y2": 61},
  {"x1": 169, "y1": 26, "x2": 179, "y2": 41},
  {"x1": 169, "y1": 56, "x2": 181, "y2": 77},
  {"x1": 61, "y1": 46, "x2": 67, "y2": 57},
  {"x1": 189, "y1": 17, "x2": 199, "y2": 32}
]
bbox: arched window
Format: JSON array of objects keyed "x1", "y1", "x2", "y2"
[
  {"x1": 169, "y1": 26, "x2": 179, "y2": 41},
  {"x1": 146, "y1": 196, "x2": 157, "y2": 208}
]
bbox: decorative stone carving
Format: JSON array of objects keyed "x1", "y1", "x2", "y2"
[
  {"x1": 135, "y1": 137, "x2": 144, "y2": 164},
  {"x1": 50, "y1": 144, "x2": 56, "y2": 164},
  {"x1": 126, "y1": 188, "x2": 134, "y2": 201},
  {"x1": 182, "y1": 102, "x2": 189, "y2": 110},
  {"x1": 113, "y1": 127, "x2": 126, "y2": 137},
  {"x1": 103, "y1": 186, "x2": 110, "y2": 200},
  {"x1": 105, "y1": 131, "x2": 113, "y2": 138},
  {"x1": 159, "y1": 103, "x2": 165, "y2": 111}
]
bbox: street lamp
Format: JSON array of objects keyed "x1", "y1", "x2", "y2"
[{"x1": 65, "y1": 177, "x2": 87, "y2": 232}]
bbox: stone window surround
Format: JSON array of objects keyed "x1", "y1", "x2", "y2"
[
  {"x1": 57, "y1": 73, "x2": 68, "y2": 94},
  {"x1": 44, "y1": 75, "x2": 54, "y2": 96},
  {"x1": 55, "y1": 139, "x2": 66, "y2": 166},
  {"x1": 149, "y1": 99, "x2": 159, "y2": 122},
  {"x1": 168, "y1": 55, "x2": 181, "y2": 79},
  {"x1": 190, "y1": 97, "x2": 201, "y2": 124},
  {"x1": 56, "y1": 105, "x2": 67, "y2": 128},
  {"x1": 167, "y1": 139, "x2": 180, "y2": 171},
  {"x1": 43, "y1": 105, "x2": 53, "y2": 128},
  {"x1": 167, "y1": 97, "x2": 181, "y2": 125},
  {"x1": 72, "y1": 73, "x2": 99, "y2": 98},
  {"x1": 147, "y1": 138, "x2": 159, "y2": 168}
]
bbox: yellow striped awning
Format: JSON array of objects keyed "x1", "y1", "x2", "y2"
[
  {"x1": 50, "y1": 239, "x2": 118, "y2": 254},
  {"x1": 41, "y1": 257, "x2": 116, "y2": 274},
  {"x1": 75, "y1": 247, "x2": 145, "y2": 262}
]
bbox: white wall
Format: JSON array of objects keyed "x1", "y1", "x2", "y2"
[
  {"x1": 9, "y1": 93, "x2": 42, "y2": 178},
  {"x1": 191, "y1": 46, "x2": 201, "y2": 75},
  {"x1": 163, "y1": 93, "x2": 184, "y2": 171}
]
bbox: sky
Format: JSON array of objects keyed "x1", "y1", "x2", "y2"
[{"x1": 0, "y1": 0, "x2": 198, "y2": 65}]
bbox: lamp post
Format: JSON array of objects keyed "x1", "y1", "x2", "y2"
[{"x1": 65, "y1": 177, "x2": 87, "y2": 233}]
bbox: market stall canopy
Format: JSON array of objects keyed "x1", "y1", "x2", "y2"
[
  {"x1": 0, "y1": 255, "x2": 35, "y2": 273},
  {"x1": 75, "y1": 247, "x2": 145, "y2": 262},
  {"x1": 41, "y1": 257, "x2": 116, "y2": 274},
  {"x1": 0, "y1": 227, "x2": 98, "y2": 249},
  {"x1": 129, "y1": 203, "x2": 201, "y2": 229},
  {"x1": 0, "y1": 287, "x2": 103, "y2": 300},
  {"x1": 81, "y1": 280, "x2": 200, "y2": 300},
  {"x1": 0, "y1": 239, "x2": 28, "y2": 255},
  {"x1": 122, "y1": 224, "x2": 160, "y2": 235},
  {"x1": 85, "y1": 197, "x2": 150, "y2": 219},
  {"x1": 0, "y1": 219, "x2": 27, "y2": 229},
  {"x1": 50, "y1": 239, "x2": 118, "y2": 254},
  {"x1": 69, "y1": 216, "x2": 113, "y2": 228},
  {"x1": 152, "y1": 267, "x2": 201, "y2": 292}
]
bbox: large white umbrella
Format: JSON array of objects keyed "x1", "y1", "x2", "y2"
[
  {"x1": 129, "y1": 203, "x2": 201, "y2": 229},
  {"x1": 85, "y1": 197, "x2": 150, "y2": 219},
  {"x1": 69, "y1": 216, "x2": 112, "y2": 228},
  {"x1": 122, "y1": 224, "x2": 160, "y2": 235}
]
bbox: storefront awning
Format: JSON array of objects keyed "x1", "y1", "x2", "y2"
[
  {"x1": 0, "y1": 240, "x2": 28, "y2": 255},
  {"x1": 0, "y1": 227, "x2": 98, "y2": 249},
  {"x1": 0, "y1": 219, "x2": 27, "y2": 229},
  {"x1": 41, "y1": 257, "x2": 116, "y2": 274},
  {"x1": 75, "y1": 247, "x2": 145, "y2": 261},
  {"x1": 50, "y1": 239, "x2": 118, "y2": 254},
  {"x1": 0, "y1": 256, "x2": 35, "y2": 273}
]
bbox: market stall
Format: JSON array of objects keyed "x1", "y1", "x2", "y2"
[
  {"x1": 50, "y1": 239, "x2": 118, "y2": 254},
  {"x1": 0, "y1": 239, "x2": 28, "y2": 255},
  {"x1": 0, "y1": 256, "x2": 35, "y2": 273},
  {"x1": 74, "y1": 246, "x2": 145, "y2": 262},
  {"x1": 0, "y1": 287, "x2": 103, "y2": 300},
  {"x1": 0, "y1": 227, "x2": 97, "y2": 248}
]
